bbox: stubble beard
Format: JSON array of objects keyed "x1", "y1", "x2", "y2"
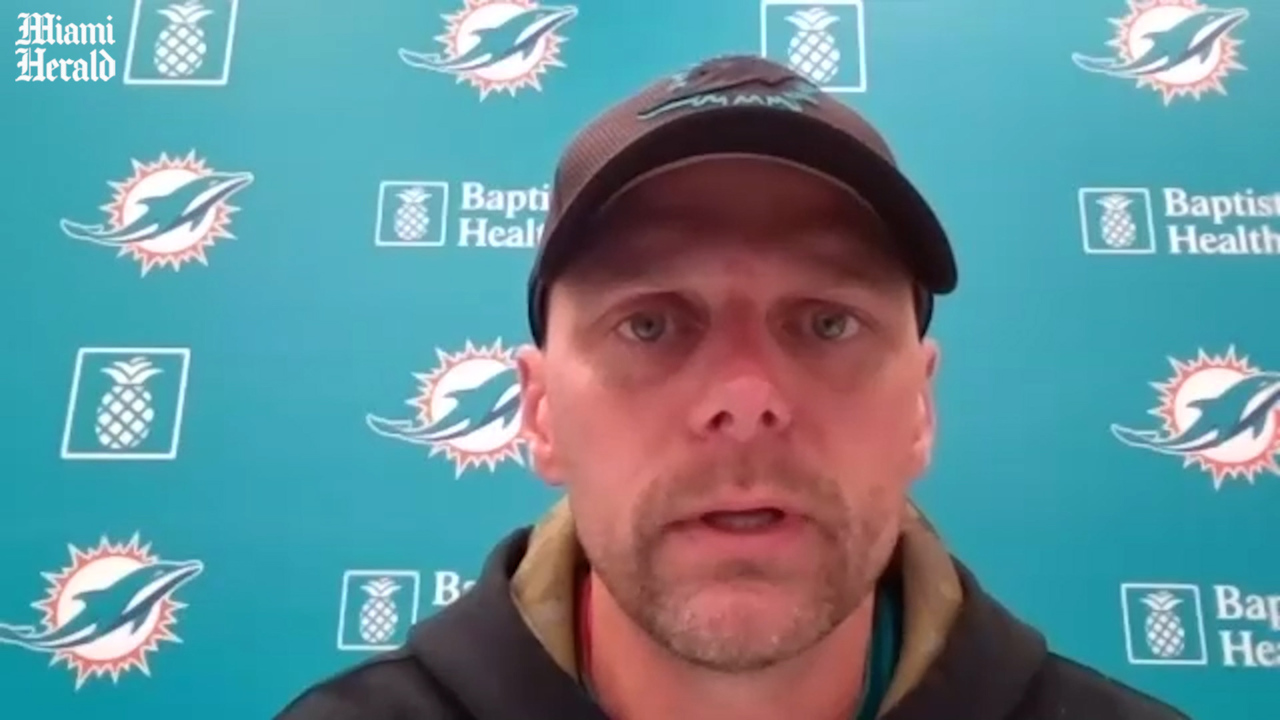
[{"x1": 589, "y1": 454, "x2": 889, "y2": 674}]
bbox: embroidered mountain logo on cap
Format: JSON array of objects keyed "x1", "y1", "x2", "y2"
[{"x1": 637, "y1": 55, "x2": 822, "y2": 120}]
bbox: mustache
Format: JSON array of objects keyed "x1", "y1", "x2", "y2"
[{"x1": 636, "y1": 448, "x2": 847, "y2": 526}]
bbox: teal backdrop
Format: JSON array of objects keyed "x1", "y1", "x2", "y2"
[{"x1": 4, "y1": 0, "x2": 1277, "y2": 717}]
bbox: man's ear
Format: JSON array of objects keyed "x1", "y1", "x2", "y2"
[
  {"x1": 516, "y1": 344, "x2": 562, "y2": 485},
  {"x1": 914, "y1": 339, "x2": 940, "y2": 472}
]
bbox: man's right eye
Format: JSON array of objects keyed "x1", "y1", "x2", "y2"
[{"x1": 617, "y1": 312, "x2": 668, "y2": 343}]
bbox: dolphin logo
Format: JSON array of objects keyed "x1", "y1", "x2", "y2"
[
  {"x1": 366, "y1": 367, "x2": 521, "y2": 445},
  {"x1": 0, "y1": 560, "x2": 203, "y2": 653},
  {"x1": 1072, "y1": 6, "x2": 1249, "y2": 79},
  {"x1": 60, "y1": 171, "x2": 254, "y2": 247},
  {"x1": 1111, "y1": 372, "x2": 1280, "y2": 455},
  {"x1": 399, "y1": 5, "x2": 578, "y2": 74}
]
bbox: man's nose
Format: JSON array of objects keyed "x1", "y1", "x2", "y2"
[{"x1": 690, "y1": 375, "x2": 793, "y2": 442}]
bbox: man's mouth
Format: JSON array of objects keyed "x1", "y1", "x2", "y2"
[{"x1": 698, "y1": 508, "x2": 789, "y2": 533}]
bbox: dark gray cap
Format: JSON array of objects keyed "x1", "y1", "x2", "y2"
[{"x1": 527, "y1": 54, "x2": 958, "y2": 345}]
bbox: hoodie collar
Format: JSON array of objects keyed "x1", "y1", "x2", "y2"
[{"x1": 409, "y1": 499, "x2": 1050, "y2": 720}]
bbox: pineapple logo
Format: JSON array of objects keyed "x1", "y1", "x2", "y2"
[
  {"x1": 1121, "y1": 583, "x2": 1208, "y2": 665},
  {"x1": 153, "y1": 0, "x2": 213, "y2": 78},
  {"x1": 95, "y1": 357, "x2": 163, "y2": 450},
  {"x1": 338, "y1": 570, "x2": 421, "y2": 651},
  {"x1": 124, "y1": 0, "x2": 238, "y2": 86},
  {"x1": 358, "y1": 578, "x2": 402, "y2": 645},
  {"x1": 398, "y1": 0, "x2": 578, "y2": 100},
  {"x1": 761, "y1": 0, "x2": 866, "y2": 93},
  {"x1": 785, "y1": 8, "x2": 841, "y2": 85},
  {"x1": 0, "y1": 534, "x2": 204, "y2": 689},
  {"x1": 59, "y1": 151, "x2": 254, "y2": 275},
  {"x1": 375, "y1": 180, "x2": 449, "y2": 247},
  {"x1": 394, "y1": 187, "x2": 433, "y2": 243},
  {"x1": 1110, "y1": 347, "x2": 1280, "y2": 489},
  {"x1": 366, "y1": 339, "x2": 527, "y2": 478},
  {"x1": 1071, "y1": 0, "x2": 1249, "y2": 105},
  {"x1": 1096, "y1": 194, "x2": 1141, "y2": 248},
  {"x1": 1142, "y1": 591, "x2": 1188, "y2": 658},
  {"x1": 62, "y1": 347, "x2": 191, "y2": 461},
  {"x1": 1078, "y1": 187, "x2": 1157, "y2": 254}
]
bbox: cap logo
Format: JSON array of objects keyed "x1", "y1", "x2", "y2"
[{"x1": 637, "y1": 56, "x2": 821, "y2": 120}]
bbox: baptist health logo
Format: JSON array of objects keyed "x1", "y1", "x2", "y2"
[
  {"x1": 60, "y1": 151, "x2": 254, "y2": 275},
  {"x1": 61, "y1": 347, "x2": 191, "y2": 461},
  {"x1": 398, "y1": 0, "x2": 578, "y2": 100},
  {"x1": 1072, "y1": 0, "x2": 1249, "y2": 105},
  {"x1": 365, "y1": 339, "x2": 526, "y2": 477},
  {"x1": 1111, "y1": 347, "x2": 1280, "y2": 489},
  {"x1": 374, "y1": 180, "x2": 547, "y2": 249},
  {"x1": 0, "y1": 534, "x2": 203, "y2": 689},
  {"x1": 337, "y1": 569, "x2": 474, "y2": 651},
  {"x1": 1078, "y1": 186, "x2": 1279, "y2": 256},
  {"x1": 16, "y1": 13, "x2": 117, "y2": 82},
  {"x1": 1121, "y1": 582, "x2": 1280, "y2": 669},
  {"x1": 760, "y1": 0, "x2": 866, "y2": 93}
]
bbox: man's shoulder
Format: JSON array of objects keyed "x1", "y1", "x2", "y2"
[
  {"x1": 1016, "y1": 652, "x2": 1192, "y2": 720},
  {"x1": 273, "y1": 647, "x2": 466, "y2": 720}
]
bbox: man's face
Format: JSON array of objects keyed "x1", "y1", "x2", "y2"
[{"x1": 517, "y1": 156, "x2": 939, "y2": 673}]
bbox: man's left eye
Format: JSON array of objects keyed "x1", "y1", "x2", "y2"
[{"x1": 809, "y1": 310, "x2": 860, "y2": 341}]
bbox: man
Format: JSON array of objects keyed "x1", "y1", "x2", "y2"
[{"x1": 277, "y1": 56, "x2": 1190, "y2": 720}]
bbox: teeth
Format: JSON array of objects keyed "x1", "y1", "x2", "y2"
[{"x1": 703, "y1": 509, "x2": 782, "y2": 531}]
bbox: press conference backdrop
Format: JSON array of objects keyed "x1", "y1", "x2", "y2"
[{"x1": 5, "y1": 0, "x2": 1277, "y2": 716}]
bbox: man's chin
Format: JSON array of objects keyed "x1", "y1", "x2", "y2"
[
  {"x1": 650, "y1": 586, "x2": 825, "y2": 672},
  {"x1": 659, "y1": 579, "x2": 813, "y2": 631}
]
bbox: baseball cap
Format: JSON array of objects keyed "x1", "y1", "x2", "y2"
[{"x1": 526, "y1": 54, "x2": 958, "y2": 346}]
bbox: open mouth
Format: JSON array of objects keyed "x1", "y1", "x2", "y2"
[{"x1": 699, "y1": 508, "x2": 788, "y2": 533}]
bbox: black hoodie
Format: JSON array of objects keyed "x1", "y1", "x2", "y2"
[{"x1": 276, "y1": 521, "x2": 1192, "y2": 720}]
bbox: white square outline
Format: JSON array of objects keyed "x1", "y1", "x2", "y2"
[
  {"x1": 1078, "y1": 187, "x2": 1158, "y2": 255},
  {"x1": 760, "y1": 0, "x2": 867, "y2": 94},
  {"x1": 60, "y1": 346, "x2": 191, "y2": 461},
  {"x1": 1119, "y1": 582, "x2": 1209, "y2": 666},
  {"x1": 374, "y1": 181, "x2": 451, "y2": 248},
  {"x1": 337, "y1": 569, "x2": 422, "y2": 652},
  {"x1": 123, "y1": 0, "x2": 239, "y2": 86}
]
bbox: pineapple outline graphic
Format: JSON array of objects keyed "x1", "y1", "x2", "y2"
[
  {"x1": 761, "y1": 0, "x2": 866, "y2": 93},
  {"x1": 95, "y1": 356, "x2": 163, "y2": 450},
  {"x1": 1096, "y1": 193, "x2": 1139, "y2": 248},
  {"x1": 1140, "y1": 591, "x2": 1186, "y2": 659},
  {"x1": 1078, "y1": 187, "x2": 1157, "y2": 254},
  {"x1": 338, "y1": 570, "x2": 422, "y2": 651},
  {"x1": 123, "y1": 0, "x2": 240, "y2": 86},
  {"x1": 358, "y1": 577, "x2": 403, "y2": 645},
  {"x1": 785, "y1": 7, "x2": 842, "y2": 85},
  {"x1": 1120, "y1": 583, "x2": 1208, "y2": 666},
  {"x1": 61, "y1": 347, "x2": 192, "y2": 461},
  {"x1": 154, "y1": 0, "x2": 214, "y2": 78},
  {"x1": 393, "y1": 186, "x2": 433, "y2": 244},
  {"x1": 375, "y1": 180, "x2": 450, "y2": 247}
]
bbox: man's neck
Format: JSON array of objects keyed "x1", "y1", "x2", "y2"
[{"x1": 582, "y1": 572, "x2": 877, "y2": 720}]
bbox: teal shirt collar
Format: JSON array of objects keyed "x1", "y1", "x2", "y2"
[{"x1": 854, "y1": 574, "x2": 904, "y2": 720}]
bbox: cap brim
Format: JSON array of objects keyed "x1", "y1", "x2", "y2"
[{"x1": 530, "y1": 105, "x2": 957, "y2": 340}]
